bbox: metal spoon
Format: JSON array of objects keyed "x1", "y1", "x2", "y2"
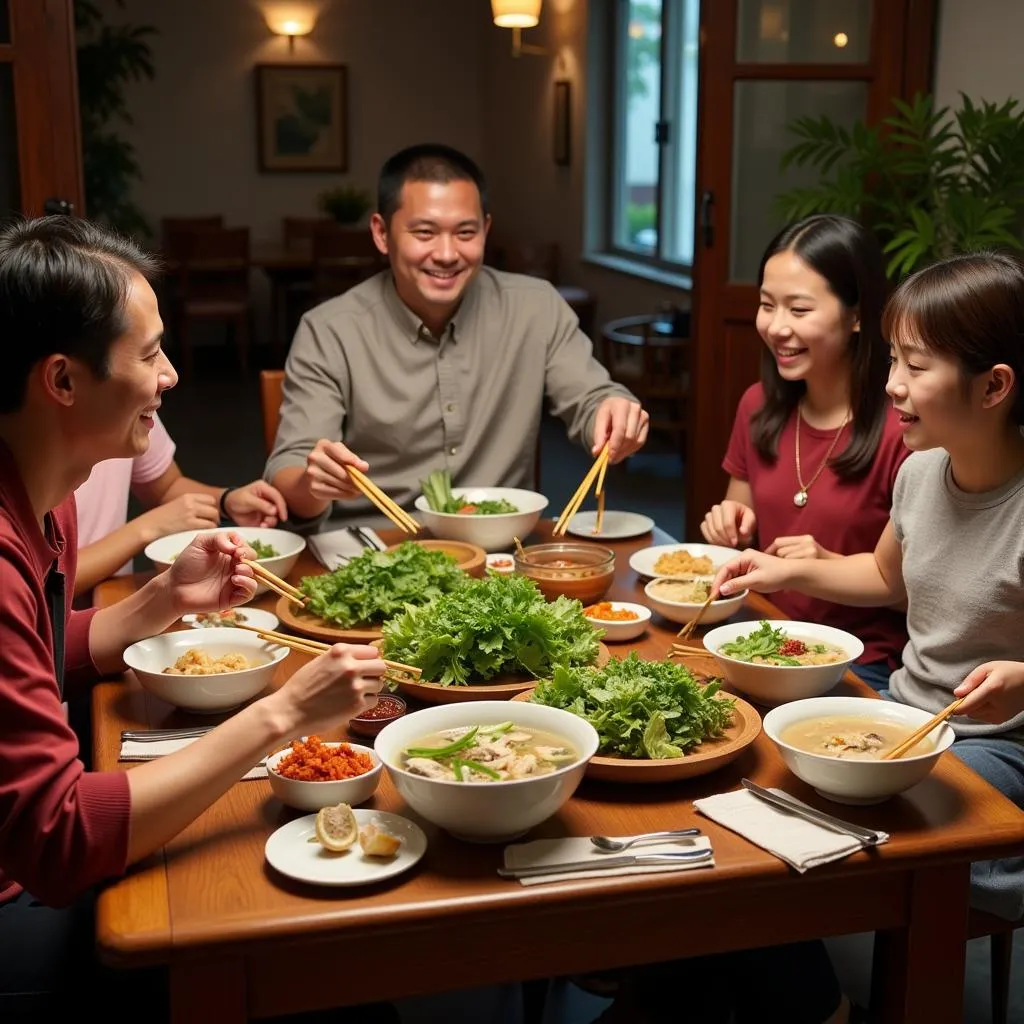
[{"x1": 590, "y1": 828, "x2": 702, "y2": 853}]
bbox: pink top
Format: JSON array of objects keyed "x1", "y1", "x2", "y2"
[
  {"x1": 723, "y1": 383, "x2": 910, "y2": 668},
  {"x1": 0, "y1": 441, "x2": 130, "y2": 907},
  {"x1": 75, "y1": 412, "x2": 176, "y2": 573}
]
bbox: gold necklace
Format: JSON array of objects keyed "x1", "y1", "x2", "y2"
[{"x1": 793, "y1": 404, "x2": 850, "y2": 508}]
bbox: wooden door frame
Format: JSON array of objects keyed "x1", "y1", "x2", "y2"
[{"x1": 685, "y1": 0, "x2": 937, "y2": 541}]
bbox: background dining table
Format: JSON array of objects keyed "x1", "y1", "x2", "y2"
[{"x1": 91, "y1": 520, "x2": 1024, "y2": 1024}]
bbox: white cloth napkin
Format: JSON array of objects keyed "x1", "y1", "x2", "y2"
[
  {"x1": 502, "y1": 835, "x2": 714, "y2": 886},
  {"x1": 307, "y1": 527, "x2": 386, "y2": 569},
  {"x1": 693, "y1": 789, "x2": 889, "y2": 873},
  {"x1": 119, "y1": 735, "x2": 267, "y2": 780}
]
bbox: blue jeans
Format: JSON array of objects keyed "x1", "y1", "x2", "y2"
[{"x1": 850, "y1": 660, "x2": 892, "y2": 693}]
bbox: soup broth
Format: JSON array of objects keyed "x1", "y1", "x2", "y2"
[
  {"x1": 780, "y1": 715, "x2": 934, "y2": 760},
  {"x1": 401, "y1": 722, "x2": 576, "y2": 783}
]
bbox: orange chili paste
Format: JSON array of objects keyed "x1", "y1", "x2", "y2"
[
  {"x1": 274, "y1": 736, "x2": 374, "y2": 781},
  {"x1": 583, "y1": 602, "x2": 639, "y2": 621}
]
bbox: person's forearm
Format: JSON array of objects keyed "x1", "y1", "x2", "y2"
[
  {"x1": 273, "y1": 465, "x2": 331, "y2": 520},
  {"x1": 787, "y1": 552, "x2": 898, "y2": 606},
  {"x1": 88, "y1": 572, "x2": 180, "y2": 673},
  {"x1": 74, "y1": 519, "x2": 151, "y2": 596},
  {"x1": 125, "y1": 692, "x2": 297, "y2": 863}
]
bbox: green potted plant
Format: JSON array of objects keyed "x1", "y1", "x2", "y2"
[
  {"x1": 776, "y1": 93, "x2": 1024, "y2": 278},
  {"x1": 317, "y1": 184, "x2": 374, "y2": 225}
]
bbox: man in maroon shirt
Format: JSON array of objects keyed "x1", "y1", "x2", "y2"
[{"x1": 0, "y1": 217, "x2": 390, "y2": 1020}]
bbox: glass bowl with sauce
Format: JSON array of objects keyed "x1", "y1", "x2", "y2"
[
  {"x1": 349, "y1": 693, "x2": 408, "y2": 738},
  {"x1": 514, "y1": 542, "x2": 615, "y2": 604}
]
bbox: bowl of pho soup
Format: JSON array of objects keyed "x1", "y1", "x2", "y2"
[
  {"x1": 702, "y1": 620, "x2": 863, "y2": 706},
  {"x1": 763, "y1": 696, "x2": 956, "y2": 804},
  {"x1": 374, "y1": 701, "x2": 599, "y2": 842}
]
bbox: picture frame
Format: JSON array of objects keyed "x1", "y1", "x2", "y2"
[
  {"x1": 255, "y1": 63, "x2": 348, "y2": 173},
  {"x1": 553, "y1": 80, "x2": 571, "y2": 167}
]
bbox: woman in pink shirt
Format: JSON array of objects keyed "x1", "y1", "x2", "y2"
[{"x1": 73, "y1": 411, "x2": 287, "y2": 596}]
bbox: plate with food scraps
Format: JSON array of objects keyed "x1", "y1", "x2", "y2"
[
  {"x1": 182, "y1": 607, "x2": 280, "y2": 632},
  {"x1": 265, "y1": 809, "x2": 427, "y2": 887},
  {"x1": 567, "y1": 510, "x2": 654, "y2": 541},
  {"x1": 628, "y1": 543, "x2": 739, "y2": 580},
  {"x1": 512, "y1": 689, "x2": 762, "y2": 783},
  {"x1": 392, "y1": 643, "x2": 612, "y2": 705}
]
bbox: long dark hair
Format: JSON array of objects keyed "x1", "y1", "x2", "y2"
[
  {"x1": 750, "y1": 214, "x2": 890, "y2": 478},
  {"x1": 883, "y1": 251, "x2": 1024, "y2": 427}
]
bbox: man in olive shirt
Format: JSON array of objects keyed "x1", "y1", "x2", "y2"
[{"x1": 267, "y1": 144, "x2": 649, "y2": 529}]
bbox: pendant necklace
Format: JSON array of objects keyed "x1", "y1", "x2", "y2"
[{"x1": 793, "y1": 403, "x2": 850, "y2": 508}]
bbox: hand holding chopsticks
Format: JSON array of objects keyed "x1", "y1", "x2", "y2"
[
  {"x1": 346, "y1": 466, "x2": 420, "y2": 535},
  {"x1": 241, "y1": 559, "x2": 307, "y2": 608},
  {"x1": 554, "y1": 443, "x2": 610, "y2": 536},
  {"x1": 883, "y1": 698, "x2": 963, "y2": 759}
]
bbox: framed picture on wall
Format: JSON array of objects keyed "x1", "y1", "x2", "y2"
[
  {"x1": 255, "y1": 63, "x2": 348, "y2": 172},
  {"x1": 553, "y1": 80, "x2": 571, "y2": 166}
]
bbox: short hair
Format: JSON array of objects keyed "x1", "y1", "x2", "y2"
[
  {"x1": 884, "y1": 251, "x2": 1024, "y2": 426},
  {"x1": 0, "y1": 216, "x2": 160, "y2": 414},
  {"x1": 377, "y1": 144, "x2": 488, "y2": 224}
]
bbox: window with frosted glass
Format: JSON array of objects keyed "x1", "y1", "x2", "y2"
[{"x1": 736, "y1": 0, "x2": 872, "y2": 64}]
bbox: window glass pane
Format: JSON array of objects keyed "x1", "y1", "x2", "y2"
[
  {"x1": 736, "y1": 0, "x2": 872, "y2": 63},
  {"x1": 0, "y1": 63, "x2": 20, "y2": 218},
  {"x1": 0, "y1": 1, "x2": 9, "y2": 45},
  {"x1": 729, "y1": 79, "x2": 867, "y2": 282},
  {"x1": 612, "y1": 0, "x2": 661, "y2": 255}
]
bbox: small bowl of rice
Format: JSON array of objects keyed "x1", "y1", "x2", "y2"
[{"x1": 266, "y1": 735, "x2": 383, "y2": 811}]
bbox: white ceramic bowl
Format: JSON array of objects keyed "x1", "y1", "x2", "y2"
[
  {"x1": 763, "y1": 696, "x2": 956, "y2": 804},
  {"x1": 702, "y1": 620, "x2": 863, "y2": 706},
  {"x1": 644, "y1": 578, "x2": 748, "y2": 627},
  {"x1": 375, "y1": 701, "x2": 599, "y2": 842},
  {"x1": 582, "y1": 601, "x2": 651, "y2": 642},
  {"x1": 413, "y1": 488, "x2": 549, "y2": 552},
  {"x1": 629, "y1": 543, "x2": 740, "y2": 580},
  {"x1": 144, "y1": 527, "x2": 306, "y2": 599},
  {"x1": 266, "y1": 739, "x2": 383, "y2": 811},
  {"x1": 485, "y1": 552, "x2": 517, "y2": 574},
  {"x1": 122, "y1": 627, "x2": 289, "y2": 713}
]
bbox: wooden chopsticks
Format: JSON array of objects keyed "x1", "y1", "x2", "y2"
[
  {"x1": 882, "y1": 698, "x2": 963, "y2": 760},
  {"x1": 346, "y1": 466, "x2": 420, "y2": 535},
  {"x1": 592, "y1": 453, "x2": 609, "y2": 534},
  {"x1": 241, "y1": 559, "x2": 307, "y2": 608},
  {"x1": 675, "y1": 591, "x2": 717, "y2": 642},
  {"x1": 668, "y1": 644, "x2": 719, "y2": 662},
  {"x1": 554, "y1": 443, "x2": 610, "y2": 536}
]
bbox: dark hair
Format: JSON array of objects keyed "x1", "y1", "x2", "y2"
[
  {"x1": 883, "y1": 251, "x2": 1024, "y2": 427},
  {"x1": 0, "y1": 216, "x2": 160, "y2": 415},
  {"x1": 377, "y1": 143, "x2": 488, "y2": 224},
  {"x1": 750, "y1": 214, "x2": 891, "y2": 478}
]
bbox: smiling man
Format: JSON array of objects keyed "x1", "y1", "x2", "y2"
[{"x1": 267, "y1": 143, "x2": 649, "y2": 529}]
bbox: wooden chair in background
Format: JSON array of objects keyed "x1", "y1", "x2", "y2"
[
  {"x1": 968, "y1": 908, "x2": 1022, "y2": 1024},
  {"x1": 311, "y1": 224, "x2": 382, "y2": 305},
  {"x1": 173, "y1": 226, "x2": 252, "y2": 376},
  {"x1": 160, "y1": 215, "x2": 224, "y2": 260},
  {"x1": 259, "y1": 369, "x2": 284, "y2": 456},
  {"x1": 282, "y1": 215, "x2": 332, "y2": 249}
]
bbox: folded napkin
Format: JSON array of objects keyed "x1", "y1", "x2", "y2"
[
  {"x1": 502, "y1": 835, "x2": 714, "y2": 886},
  {"x1": 307, "y1": 527, "x2": 386, "y2": 569},
  {"x1": 693, "y1": 789, "x2": 889, "y2": 873},
  {"x1": 119, "y1": 735, "x2": 266, "y2": 780}
]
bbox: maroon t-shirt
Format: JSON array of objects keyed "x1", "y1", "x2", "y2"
[{"x1": 723, "y1": 383, "x2": 909, "y2": 668}]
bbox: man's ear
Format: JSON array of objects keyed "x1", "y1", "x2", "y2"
[
  {"x1": 38, "y1": 354, "x2": 77, "y2": 408},
  {"x1": 369, "y1": 212, "x2": 389, "y2": 257}
]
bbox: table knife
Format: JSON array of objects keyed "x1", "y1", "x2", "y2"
[
  {"x1": 121, "y1": 726, "x2": 215, "y2": 742},
  {"x1": 498, "y1": 848, "x2": 713, "y2": 879},
  {"x1": 740, "y1": 778, "x2": 886, "y2": 845}
]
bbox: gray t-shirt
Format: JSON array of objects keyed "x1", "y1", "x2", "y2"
[
  {"x1": 265, "y1": 268, "x2": 635, "y2": 529},
  {"x1": 890, "y1": 448, "x2": 1024, "y2": 738}
]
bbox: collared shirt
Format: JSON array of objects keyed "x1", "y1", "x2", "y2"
[{"x1": 265, "y1": 268, "x2": 635, "y2": 527}]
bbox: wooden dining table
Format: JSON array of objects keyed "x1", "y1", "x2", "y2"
[{"x1": 91, "y1": 521, "x2": 1024, "y2": 1024}]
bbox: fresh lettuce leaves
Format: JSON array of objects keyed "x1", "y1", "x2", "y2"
[
  {"x1": 420, "y1": 468, "x2": 518, "y2": 515},
  {"x1": 380, "y1": 572, "x2": 599, "y2": 685},
  {"x1": 299, "y1": 541, "x2": 467, "y2": 627},
  {"x1": 529, "y1": 652, "x2": 735, "y2": 759}
]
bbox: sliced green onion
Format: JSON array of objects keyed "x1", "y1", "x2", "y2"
[{"x1": 404, "y1": 726, "x2": 478, "y2": 760}]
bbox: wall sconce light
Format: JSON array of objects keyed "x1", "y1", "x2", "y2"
[
  {"x1": 264, "y1": 3, "x2": 318, "y2": 53},
  {"x1": 491, "y1": 0, "x2": 547, "y2": 58}
]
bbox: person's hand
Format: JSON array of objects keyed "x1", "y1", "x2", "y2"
[
  {"x1": 712, "y1": 549, "x2": 795, "y2": 599},
  {"x1": 139, "y1": 493, "x2": 220, "y2": 542},
  {"x1": 701, "y1": 501, "x2": 756, "y2": 548},
  {"x1": 592, "y1": 398, "x2": 650, "y2": 464},
  {"x1": 166, "y1": 531, "x2": 257, "y2": 614},
  {"x1": 272, "y1": 643, "x2": 388, "y2": 735},
  {"x1": 303, "y1": 439, "x2": 370, "y2": 502},
  {"x1": 224, "y1": 480, "x2": 288, "y2": 527},
  {"x1": 953, "y1": 662, "x2": 1024, "y2": 725},
  {"x1": 765, "y1": 534, "x2": 828, "y2": 560}
]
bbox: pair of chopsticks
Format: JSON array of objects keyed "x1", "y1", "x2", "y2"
[
  {"x1": 667, "y1": 643, "x2": 719, "y2": 663},
  {"x1": 882, "y1": 698, "x2": 963, "y2": 760},
  {"x1": 242, "y1": 559, "x2": 306, "y2": 608},
  {"x1": 234, "y1": 622, "x2": 422, "y2": 681},
  {"x1": 346, "y1": 466, "x2": 419, "y2": 535},
  {"x1": 674, "y1": 591, "x2": 717, "y2": 642},
  {"x1": 553, "y1": 443, "x2": 610, "y2": 536}
]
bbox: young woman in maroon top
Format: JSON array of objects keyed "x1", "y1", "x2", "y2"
[
  {"x1": 701, "y1": 215, "x2": 910, "y2": 691},
  {"x1": 0, "y1": 218, "x2": 390, "y2": 1019}
]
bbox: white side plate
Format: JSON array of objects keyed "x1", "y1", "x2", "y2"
[
  {"x1": 628, "y1": 542, "x2": 739, "y2": 579},
  {"x1": 567, "y1": 510, "x2": 655, "y2": 540},
  {"x1": 182, "y1": 608, "x2": 280, "y2": 632}
]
